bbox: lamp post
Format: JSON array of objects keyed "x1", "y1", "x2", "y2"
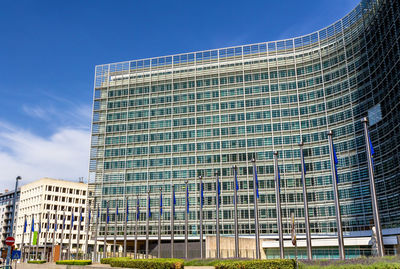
[{"x1": 6, "y1": 176, "x2": 21, "y2": 266}]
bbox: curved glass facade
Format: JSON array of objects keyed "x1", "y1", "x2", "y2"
[{"x1": 90, "y1": 0, "x2": 400, "y2": 257}]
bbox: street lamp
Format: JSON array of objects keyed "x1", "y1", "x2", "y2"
[{"x1": 6, "y1": 176, "x2": 22, "y2": 266}]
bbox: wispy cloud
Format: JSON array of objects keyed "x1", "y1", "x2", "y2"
[
  {"x1": 22, "y1": 105, "x2": 50, "y2": 121},
  {"x1": 0, "y1": 120, "x2": 90, "y2": 190},
  {"x1": 22, "y1": 102, "x2": 92, "y2": 130}
]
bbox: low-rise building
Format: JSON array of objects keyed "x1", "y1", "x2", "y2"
[{"x1": 15, "y1": 178, "x2": 94, "y2": 259}]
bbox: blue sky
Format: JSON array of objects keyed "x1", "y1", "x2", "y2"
[{"x1": 0, "y1": 0, "x2": 359, "y2": 189}]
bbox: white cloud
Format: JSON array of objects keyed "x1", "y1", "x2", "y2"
[
  {"x1": 0, "y1": 120, "x2": 90, "y2": 191},
  {"x1": 22, "y1": 105, "x2": 50, "y2": 121},
  {"x1": 21, "y1": 102, "x2": 92, "y2": 130}
]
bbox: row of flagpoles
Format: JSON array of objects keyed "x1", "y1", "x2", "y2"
[
  {"x1": 93, "y1": 118, "x2": 383, "y2": 260},
  {"x1": 18, "y1": 118, "x2": 384, "y2": 261},
  {"x1": 21, "y1": 206, "x2": 89, "y2": 261}
]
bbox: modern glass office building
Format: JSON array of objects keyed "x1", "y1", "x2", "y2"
[{"x1": 89, "y1": 0, "x2": 400, "y2": 258}]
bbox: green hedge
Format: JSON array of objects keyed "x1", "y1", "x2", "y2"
[
  {"x1": 101, "y1": 257, "x2": 132, "y2": 265},
  {"x1": 214, "y1": 259, "x2": 296, "y2": 269},
  {"x1": 300, "y1": 262, "x2": 400, "y2": 269},
  {"x1": 55, "y1": 260, "x2": 92, "y2": 266},
  {"x1": 100, "y1": 258, "x2": 115, "y2": 264},
  {"x1": 27, "y1": 260, "x2": 46, "y2": 264},
  {"x1": 105, "y1": 258, "x2": 184, "y2": 269},
  {"x1": 300, "y1": 256, "x2": 400, "y2": 268},
  {"x1": 184, "y1": 259, "x2": 226, "y2": 266}
]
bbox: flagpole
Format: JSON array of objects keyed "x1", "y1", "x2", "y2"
[
  {"x1": 273, "y1": 152, "x2": 284, "y2": 259},
  {"x1": 28, "y1": 214, "x2": 34, "y2": 261},
  {"x1": 291, "y1": 213, "x2": 297, "y2": 266},
  {"x1": 77, "y1": 206, "x2": 82, "y2": 258},
  {"x1": 233, "y1": 166, "x2": 239, "y2": 258},
  {"x1": 199, "y1": 176, "x2": 204, "y2": 259},
  {"x1": 184, "y1": 180, "x2": 189, "y2": 259},
  {"x1": 113, "y1": 203, "x2": 118, "y2": 257},
  {"x1": 84, "y1": 206, "x2": 91, "y2": 260},
  {"x1": 51, "y1": 209, "x2": 58, "y2": 261},
  {"x1": 59, "y1": 211, "x2": 66, "y2": 261},
  {"x1": 251, "y1": 159, "x2": 260, "y2": 259},
  {"x1": 362, "y1": 118, "x2": 384, "y2": 256},
  {"x1": 35, "y1": 211, "x2": 41, "y2": 260},
  {"x1": 170, "y1": 185, "x2": 175, "y2": 258},
  {"x1": 93, "y1": 206, "x2": 99, "y2": 262},
  {"x1": 300, "y1": 142, "x2": 312, "y2": 260},
  {"x1": 104, "y1": 201, "x2": 109, "y2": 259},
  {"x1": 135, "y1": 195, "x2": 139, "y2": 259},
  {"x1": 215, "y1": 172, "x2": 220, "y2": 259},
  {"x1": 123, "y1": 197, "x2": 128, "y2": 257},
  {"x1": 21, "y1": 215, "x2": 26, "y2": 262},
  {"x1": 68, "y1": 210, "x2": 73, "y2": 260},
  {"x1": 158, "y1": 188, "x2": 162, "y2": 258},
  {"x1": 45, "y1": 211, "x2": 50, "y2": 261},
  {"x1": 146, "y1": 190, "x2": 151, "y2": 259},
  {"x1": 327, "y1": 130, "x2": 345, "y2": 260}
]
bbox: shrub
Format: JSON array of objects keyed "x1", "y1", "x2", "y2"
[
  {"x1": 107, "y1": 258, "x2": 184, "y2": 269},
  {"x1": 214, "y1": 259, "x2": 296, "y2": 269},
  {"x1": 299, "y1": 263, "x2": 400, "y2": 269},
  {"x1": 27, "y1": 260, "x2": 46, "y2": 264},
  {"x1": 184, "y1": 259, "x2": 228, "y2": 266},
  {"x1": 100, "y1": 258, "x2": 116, "y2": 264},
  {"x1": 56, "y1": 260, "x2": 92, "y2": 266},
  {"x1": 299, "y1": 256, "x2": 400, "y2": 269}
]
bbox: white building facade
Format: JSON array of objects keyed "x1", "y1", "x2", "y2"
[{"x1": 15, "y1": 178, "x2": 93, "y2": 258}]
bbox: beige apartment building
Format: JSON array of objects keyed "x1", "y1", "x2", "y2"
[{"x1": 15, "y1": 178, "x2": 94, "y2": 259}]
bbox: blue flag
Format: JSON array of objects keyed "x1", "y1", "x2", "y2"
[
  {"x1": 369, "y1": 133, "x2": 375, "y2": 168},
  {"x1": 160, "y1": 192, "x2": 163, "y2": 216},
  {"x1": 54, "y1": 215, "x2": 57, "y2": 231},
  {"x1": 200, "y1": 182, "x2": 204, "y2": 208},
  {"x1": 39, "y1": 220, "x2": 41, "y2": 233},
  {"x1": 106, "y1": 205, "x2": 109, "y2": 223},
  {"x1": 97, "y1": 207, "x2": 100, "y2": 219},
  {"x1": 89, "y1": 209, "x2": 91, "y2": 223},
  {"x1": 80, "y1": 210, "x2": 83, "y2": 222},
  {"x1": 233, "y1": 167, "x2": 239, "y2": 205},
  {"x1": 63, "y1": 214, "x2": 66, "y2": 229},
  {"x1": 126, "y1": 201, "x2": 129, "y2": 222},
  {"x1": 116, "y1": 203, "x2": 119, "y2": 216},
  {"x1": 24, "y1": 218, "x2": 27, "y2": 233},
  {"x1": 148, "y1": 196, "x2": 152, "y2": 218},
  {"x1": 234, "y1": 167, "x2": 239, "y2": 191},
  {"x1": 136, "y1": 198, "x2": 140, "y2": 221},
  {"x1": 31, "y1": 216, "x2": 34, "y2": 232},
  {"x1": 254, "y1": 164, "x2": 259, "y2": 199},
  {"x1": 186, "y1": 185, "x2": 189, "y2": 213},
  {"x1": 217, "y1": 176, "x2": 221, "y2": 207},
  {"x1": 47, "y1": 214, "x2": 50, "y2": 231},
  {"x1": 173, "y1": 187, "x2": 176, "y2": 216},
  {"x1": 333, "y1": 143, "x2": 339, "y2": 183},
  {"x1": 277, "y1": 166, "x2": 281, "y2": 192},
  {"x1": 71, "y1": 211, "x2": 74, "y2": 227}
]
